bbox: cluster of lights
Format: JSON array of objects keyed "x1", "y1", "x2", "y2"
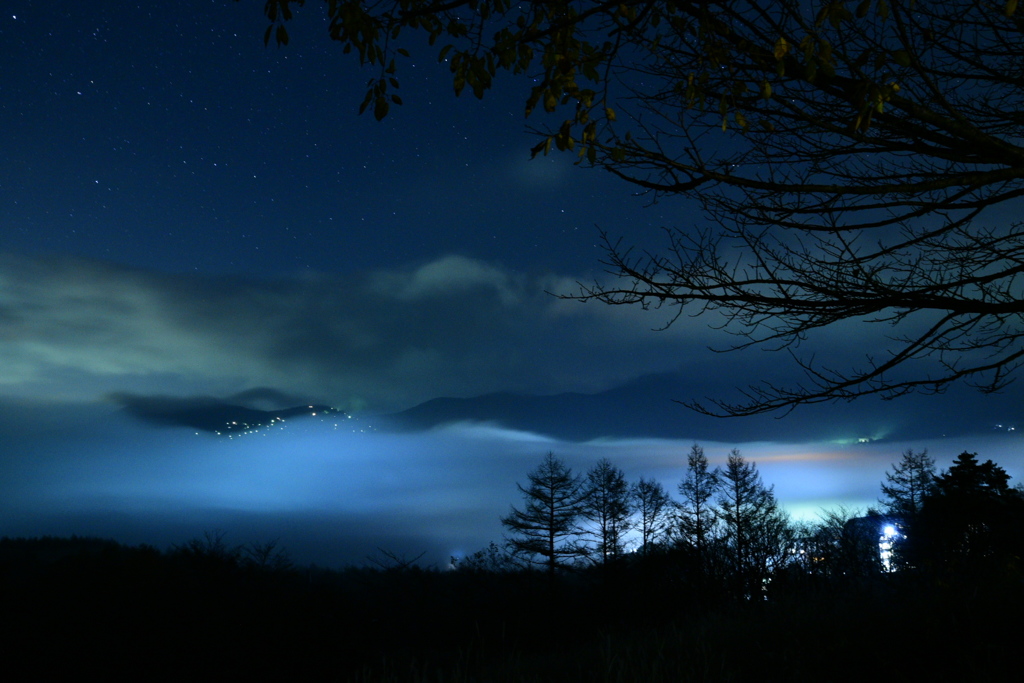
[
  {"x1": 197, "y1": 408, "x2": 376, "y2": 440},
  {"x1": 210, "y1": 416, "x2": 290, "y2": 439},
  {"x1": 879, "y1": 523, "x2": 903, "y2": 573}
]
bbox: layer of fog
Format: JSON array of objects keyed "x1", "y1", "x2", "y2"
[{"x1": 3, "y1": 400, "x2": 1020, "y2": 568}]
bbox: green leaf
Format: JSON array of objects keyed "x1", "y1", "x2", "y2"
[
  {"x1": 374, "y1": 96, "x2": 389, "y2": 121},
  {"x1": 773, "y1": 37, "x2": 789, "y2": 61},
  {"x1": 1007, "y1": 0, "x2": 1018, "y2": 16},
  {"x1": 892, "y1": 50, "x2": 911, "y2": 67},
  {"x1": 544, "y1": 91, "x2": 558, "y2": 112},
  {"x1": 529, "y1": 138, "x2": 550, "y2": 159}
]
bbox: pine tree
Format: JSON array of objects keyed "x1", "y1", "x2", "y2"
[
  {"x1": 501, "y1": 452, "x2": 589, "y2": 576},
  {"x1": 631, "y1": 476, "x2": 672, "y2": 555},
  {"x1": 933, "y1": 451, "x2": 1011, "y2": 498},
  {"x1": 912, "y1": 451, "x2": 1024, "y2": 571},
  {"x1": 582, "y1": 458, "x2": 633, "y2": 563},
  {"x1": 677, "y1": 443, "x2": 720, "y2": 560},
  {"x1": 880, "y1": 449, "x2": 936, "y2": 519},
  {"x1": 717, "y1": 449, "x2": 790, "y2": 598}
]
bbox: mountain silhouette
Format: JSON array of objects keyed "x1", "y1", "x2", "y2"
[
  {"x1": 111, "y1": 393, "x2": 340, "y2": 434},
  {"x1": 388, "y1": 373, "x2": 1020, "y2": 444}
]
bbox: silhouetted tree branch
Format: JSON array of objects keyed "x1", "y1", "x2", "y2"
[{"x1": 245, "y1": 0, "x2": 1024, "y2": 414}]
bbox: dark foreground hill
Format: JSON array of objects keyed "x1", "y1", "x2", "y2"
[{"x1": 2, "y1": 535, "x2": 1021, "y2": 681}]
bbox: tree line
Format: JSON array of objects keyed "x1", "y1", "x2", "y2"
[
  {"x1": 879, "y1": 449, "x2": 1024, "y2": 577},
  {"x1": 459, "y1": 446, "x2": 1024, "y2": 597}
]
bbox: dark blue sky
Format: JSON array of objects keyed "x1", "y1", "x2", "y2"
[
  {"x1": 1, "y1": 0, "x2": 1021, "y2": 566},
  {"x1": 2, "y1": 0, "x2": 676, "y2": 277}
]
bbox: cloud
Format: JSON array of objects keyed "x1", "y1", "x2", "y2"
[
  {"x1": 0, "y1": 253, "x2": 717, "y2": 410},
  {"x1": 4, "y1": 251, "x2": 1008, "y2": 428},
  {"x1": 372, "y1": 254, "x2": 521, "y2": 305}
]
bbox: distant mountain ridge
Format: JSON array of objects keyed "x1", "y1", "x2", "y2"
[
  {"x1": 388, "y1": 373, "x2": 1019, "y2": 444},
  {"x1": 112, "y1": 392, "x2": 340, "y2": 435}
]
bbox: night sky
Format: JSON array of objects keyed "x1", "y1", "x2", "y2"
[{"x1": 2, "y1": 0, "x2": 1022, "y2": 567}]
